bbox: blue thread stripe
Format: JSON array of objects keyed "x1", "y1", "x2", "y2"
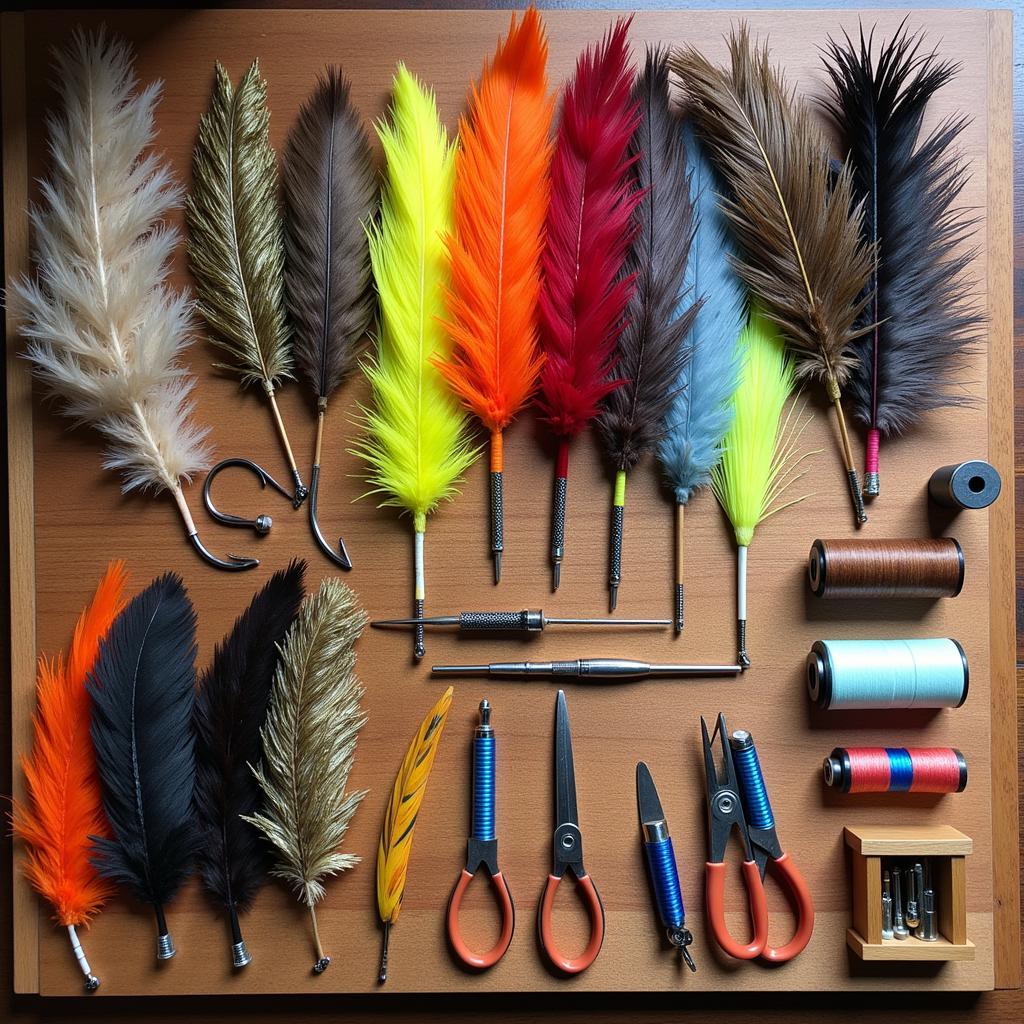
[
  {"x1": 732, "y1": 741, "x2": 775, "y2": 830},
  {"x1": 644, "y1": 837, "x2": 684, "y2": 928},
  {"x1": 471, "y1": 734, "x2": 495, "y2": 840},
  {"x1": 885, "y1": 747, "x2": 914, "y2": 792}
]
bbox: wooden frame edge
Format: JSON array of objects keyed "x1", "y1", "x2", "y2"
[
  {"x1": 2, "y1": 10, "x2": 39, "y2": 996},
  {"x1": 984, "y1": 7, "x2": 1020, "y2": 992}
]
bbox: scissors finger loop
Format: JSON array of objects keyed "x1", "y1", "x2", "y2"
[{"x1": 447, "y1": 867, "x2": 515, "y2": 970}]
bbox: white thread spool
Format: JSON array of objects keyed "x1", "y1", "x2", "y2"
[{"x1": 806, "y1": 638, "x2": 968, "y2": 710}]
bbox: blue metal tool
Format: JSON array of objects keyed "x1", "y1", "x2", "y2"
[{"x1": 636, "y1": 761, "x2": 696, "y2": 971}]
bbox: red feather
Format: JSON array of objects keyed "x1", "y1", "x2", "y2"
[{"x1": 536, "y1": 17, "x2": 641, "y2": 439}]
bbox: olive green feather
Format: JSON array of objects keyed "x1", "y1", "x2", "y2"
[
  {"x1": 243, "y1": 578, "x2": 367, "y2": 969},
  {"x1": 187, "y1": 60, "x2": 292, "y2": 391}
]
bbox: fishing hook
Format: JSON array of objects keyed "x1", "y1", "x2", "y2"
[
  {"x1": 308, "y1": 464, "x2": 353, "y2": 570},
  {"x1": 171, "y1": 482, "x2": 259, "y2": 572},
  {"x1": 203, "y1": 458, "x2": 296, "y2": 536}
]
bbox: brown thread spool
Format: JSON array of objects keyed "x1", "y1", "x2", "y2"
[{"x1": 808, "y1": 538, "x2": 964, "y2": 599}]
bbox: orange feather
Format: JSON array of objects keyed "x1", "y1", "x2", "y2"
[
  {"x1": 436, "y1": 7, "x2": 553, "y2": 435},
  {"x1": 12, "y1": 562, "x2": 127, "y2": 926}
]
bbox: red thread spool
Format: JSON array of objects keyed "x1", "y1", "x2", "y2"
[
  {"x1": 823, "y1": 746, "x2": 967, "y2": 794},
  {"x1": 808, "y1": 538, "x2": 964, "y2": 599}
]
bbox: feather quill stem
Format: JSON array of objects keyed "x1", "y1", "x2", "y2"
[
  {"x1": 187, "y1": 60, "x2": 308, "y2": 505},
  {"x1": 537, "y1": 18, "x2": 641, "y2": 589},
  {"x1": 596, "y1": 48, "x2": 696, "y2": 611},
  {"x1": 284, "y1": 68, "x2": 378, "y2": 565},
  {"x1": 194, "y1": 562, "x2": 305, "y2": 969},
  {"x1": 657, "y1": 123, "x2": 745, "y2": 631},
  {"x1": 711, "y1": 311, "x2": 816, "y2": 666},
  {"x1": 671, "y1": 26, "x2": 873, "y2": 525},
  {"x1": 376, "y1": 686, "x2": 454, "y2": 983},
  {"x1": 353, "y1": 67, "x2": 477, "y2": 659},
  {"x1": 243, "y1": 578, "x2": 367, "y2": 974},
  {"x1": 436, "y1": 9, "x2": 553, "y2": 583},
  {"x1": 88, "y1": 573, "x2": 199, "y2": 960},
  {"x1": 821, "y1": 23, "x2": 981, "y2": 497},
  {"x1": 12, "y1": 562, "x2": 127, "y2": 991},
  {"x1": 10, "y1": 32, "x2": 230, "y2": 569}
]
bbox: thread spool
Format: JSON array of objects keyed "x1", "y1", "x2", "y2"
[
  {"x1": 807, "y1": 638, "x2": 968, "y2": 710},
  {"x1": 928, "y1": 460, "x2": 1001, "y2": 510},
  {"x1": 808, "y1": 538, "x2": 964, "y2": 599},
  {"x1": 823, "y1": 747, "x2": 967, "y2": 794}
]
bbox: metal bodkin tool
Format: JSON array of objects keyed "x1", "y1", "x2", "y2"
[
  {"x1": 905, "y1": 863, "x2": 922, "y2": 929},
  {"x1": 917, "y1": 863, "x2": 939, "y2": 941},
  {"x1": 891, "y1": 869, "x2": 909, "y2": 939},
  {"x1": 372, "y1": 609, "x2": 670, "y2": 635},
  {"x1": 431, "y1": 659, "x2": 743, "y2": 680},
  {"x1": 881, "y1": 871, "x2": 894, "y2": 940}
]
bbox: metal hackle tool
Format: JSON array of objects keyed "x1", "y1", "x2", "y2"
[
  {"x1": 372, "y1": 609, "x2": 670, "y2": 635},
  {"x1": 431, "y1": 659, "x2": 742, "y2": 680}
]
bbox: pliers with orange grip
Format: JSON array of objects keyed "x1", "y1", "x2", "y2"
[
  {"x1": 701, "y1": 713, "x2": 814, "y2": 963},
  {"x1": 446, "y1": 699, "x2": 515, "y2": 969}
]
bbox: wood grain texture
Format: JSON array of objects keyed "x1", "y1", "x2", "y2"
[
  {"x1": 1, "y1": 3, "x2": 1020, "y2": 1020},
  {"x1": 844, "y1": 825, "x2": 974, "y2": 856},
  {"x1": 2, "y1": 10, "x2": 38, "y2": 999}
]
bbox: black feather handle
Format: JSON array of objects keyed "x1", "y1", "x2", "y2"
[
  {"x1": 193, "y1": 560, "x2": 306, "y2": 969},
  {"x1": 88, "y1": 573, "x2": 199, "y2": 961}
]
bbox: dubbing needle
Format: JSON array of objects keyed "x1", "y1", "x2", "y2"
[
  {"x1": 431, "y1": 658, "x2": 742, "y2": 680},
  {"x1": 372, "y1": 609, "x2": 670, "y2": 635}
]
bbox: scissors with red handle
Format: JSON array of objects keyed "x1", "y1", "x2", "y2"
[
  {"x1": 446, "y1": 699, "x2": 515, "y2": 969},
  {"x1": 701, "y1": 713, "x2": 814, "y2": 963},
  {"x1": 537, "y1": 690, "x2": 605, "y2": 974}
]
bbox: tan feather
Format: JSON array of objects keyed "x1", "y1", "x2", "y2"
[
  {"x1": 671, "y1": 25, "x2": 874, "y2": 523},
  {"x1": 243, "y1": 578, "x2": 367, "y2": 973},
  {"x1": 187, "y1": 60, "x2": 306, "y2": 494},
  {"x1": 9, "y1": 29, "x2": 212, "y2": 559}
]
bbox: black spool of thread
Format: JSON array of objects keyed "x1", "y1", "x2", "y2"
[{"x1": 928, "y1": 460, "x2": 1001, "y2": 510}]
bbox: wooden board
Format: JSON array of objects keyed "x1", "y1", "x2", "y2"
[{"x1": 4, "y1": 6, "x2": 1017, "y2": 998}]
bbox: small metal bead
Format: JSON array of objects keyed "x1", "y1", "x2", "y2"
[
  {"x1": 231, "y1": 940, "x2": 251, "y2": 968},
  {"x1": 156, "y1": 932, "x2": 176, "y2": 960},
  {"x1": 313, "y1": 956, "x2": 331, "y2": 974},
  {"x1": 84, "y1": 974, "x2": 100, "y2": 992}
]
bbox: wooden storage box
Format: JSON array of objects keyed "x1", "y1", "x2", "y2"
[{"x1": 845, "y1": 825, "x2": 975, "y2": 962}]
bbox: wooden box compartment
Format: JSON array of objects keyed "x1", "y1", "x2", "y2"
[{"x1": 845, "y1": 825, "x2": 975, "y2": 962}]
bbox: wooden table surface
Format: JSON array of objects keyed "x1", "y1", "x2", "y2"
[{"x1": 1, "y1": 1, "x2": 1021, "y2": 1021}]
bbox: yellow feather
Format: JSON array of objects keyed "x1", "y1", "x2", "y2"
[
  {"x1": 376, "y1": 686, "x2": 453, "y2": 927},
  {"x1": 354, "y1": 66, "x2": 477, "y2": 534}
]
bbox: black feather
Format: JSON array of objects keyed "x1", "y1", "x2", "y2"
[
  {"x1": 88, "y1": 573, "x2": 198, "y2": 933},
  {"x1": 193, "y1": 561, "x2": 306, "y2": 936},
  {"x1": 822, "y1": 21, "x2": 983, "y2": 438},
  {"x1": 596, "y1": 48, "x2": 696, "y2": 472},
  {"x1": 284, "y1": 67, "x2": 378, "y2": 407}
]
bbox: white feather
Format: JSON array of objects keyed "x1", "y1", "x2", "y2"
[{"x1": 10, "y1": 29, "x2": 209, "y2": 493}]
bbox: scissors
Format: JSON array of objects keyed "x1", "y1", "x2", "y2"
[
  {"x1": 446, "y1": 700, "x2": 515, "y2": 969},
  {"x1": 537, "y1": 690, "x2": 605, "y2": 974},
  {"x1": 701, "y1": 713, "x2": 814, "y2": 962}
]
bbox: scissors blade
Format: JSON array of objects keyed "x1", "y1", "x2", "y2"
[
  {"x1": 636, "y1": 761, "x2": 665, "y2": 826},
  {"x1": 554, "y1": 690, "x2": 579, "y2": 828}
]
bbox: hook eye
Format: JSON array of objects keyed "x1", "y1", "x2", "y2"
[{"x1": 203, "y1": 458, "x2": 295, "y2": 535}]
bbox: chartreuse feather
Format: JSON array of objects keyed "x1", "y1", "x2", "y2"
[
  {"x1": 355, "y1": 66, "x2": 476, "y2": 532},
  {"x1": 712, "y1": 310, "x2": 812, "y2": 546},
  {"x1": 354, "y1": 66, "x2": 476, "y2": 659},
  {"x1": 711, "y1": 310, "x2": 815, "y2": 665}
]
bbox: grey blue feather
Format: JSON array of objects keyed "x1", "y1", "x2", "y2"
[{"x1": 657, "y1": 123, "x2": 745, "y2": 505}]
